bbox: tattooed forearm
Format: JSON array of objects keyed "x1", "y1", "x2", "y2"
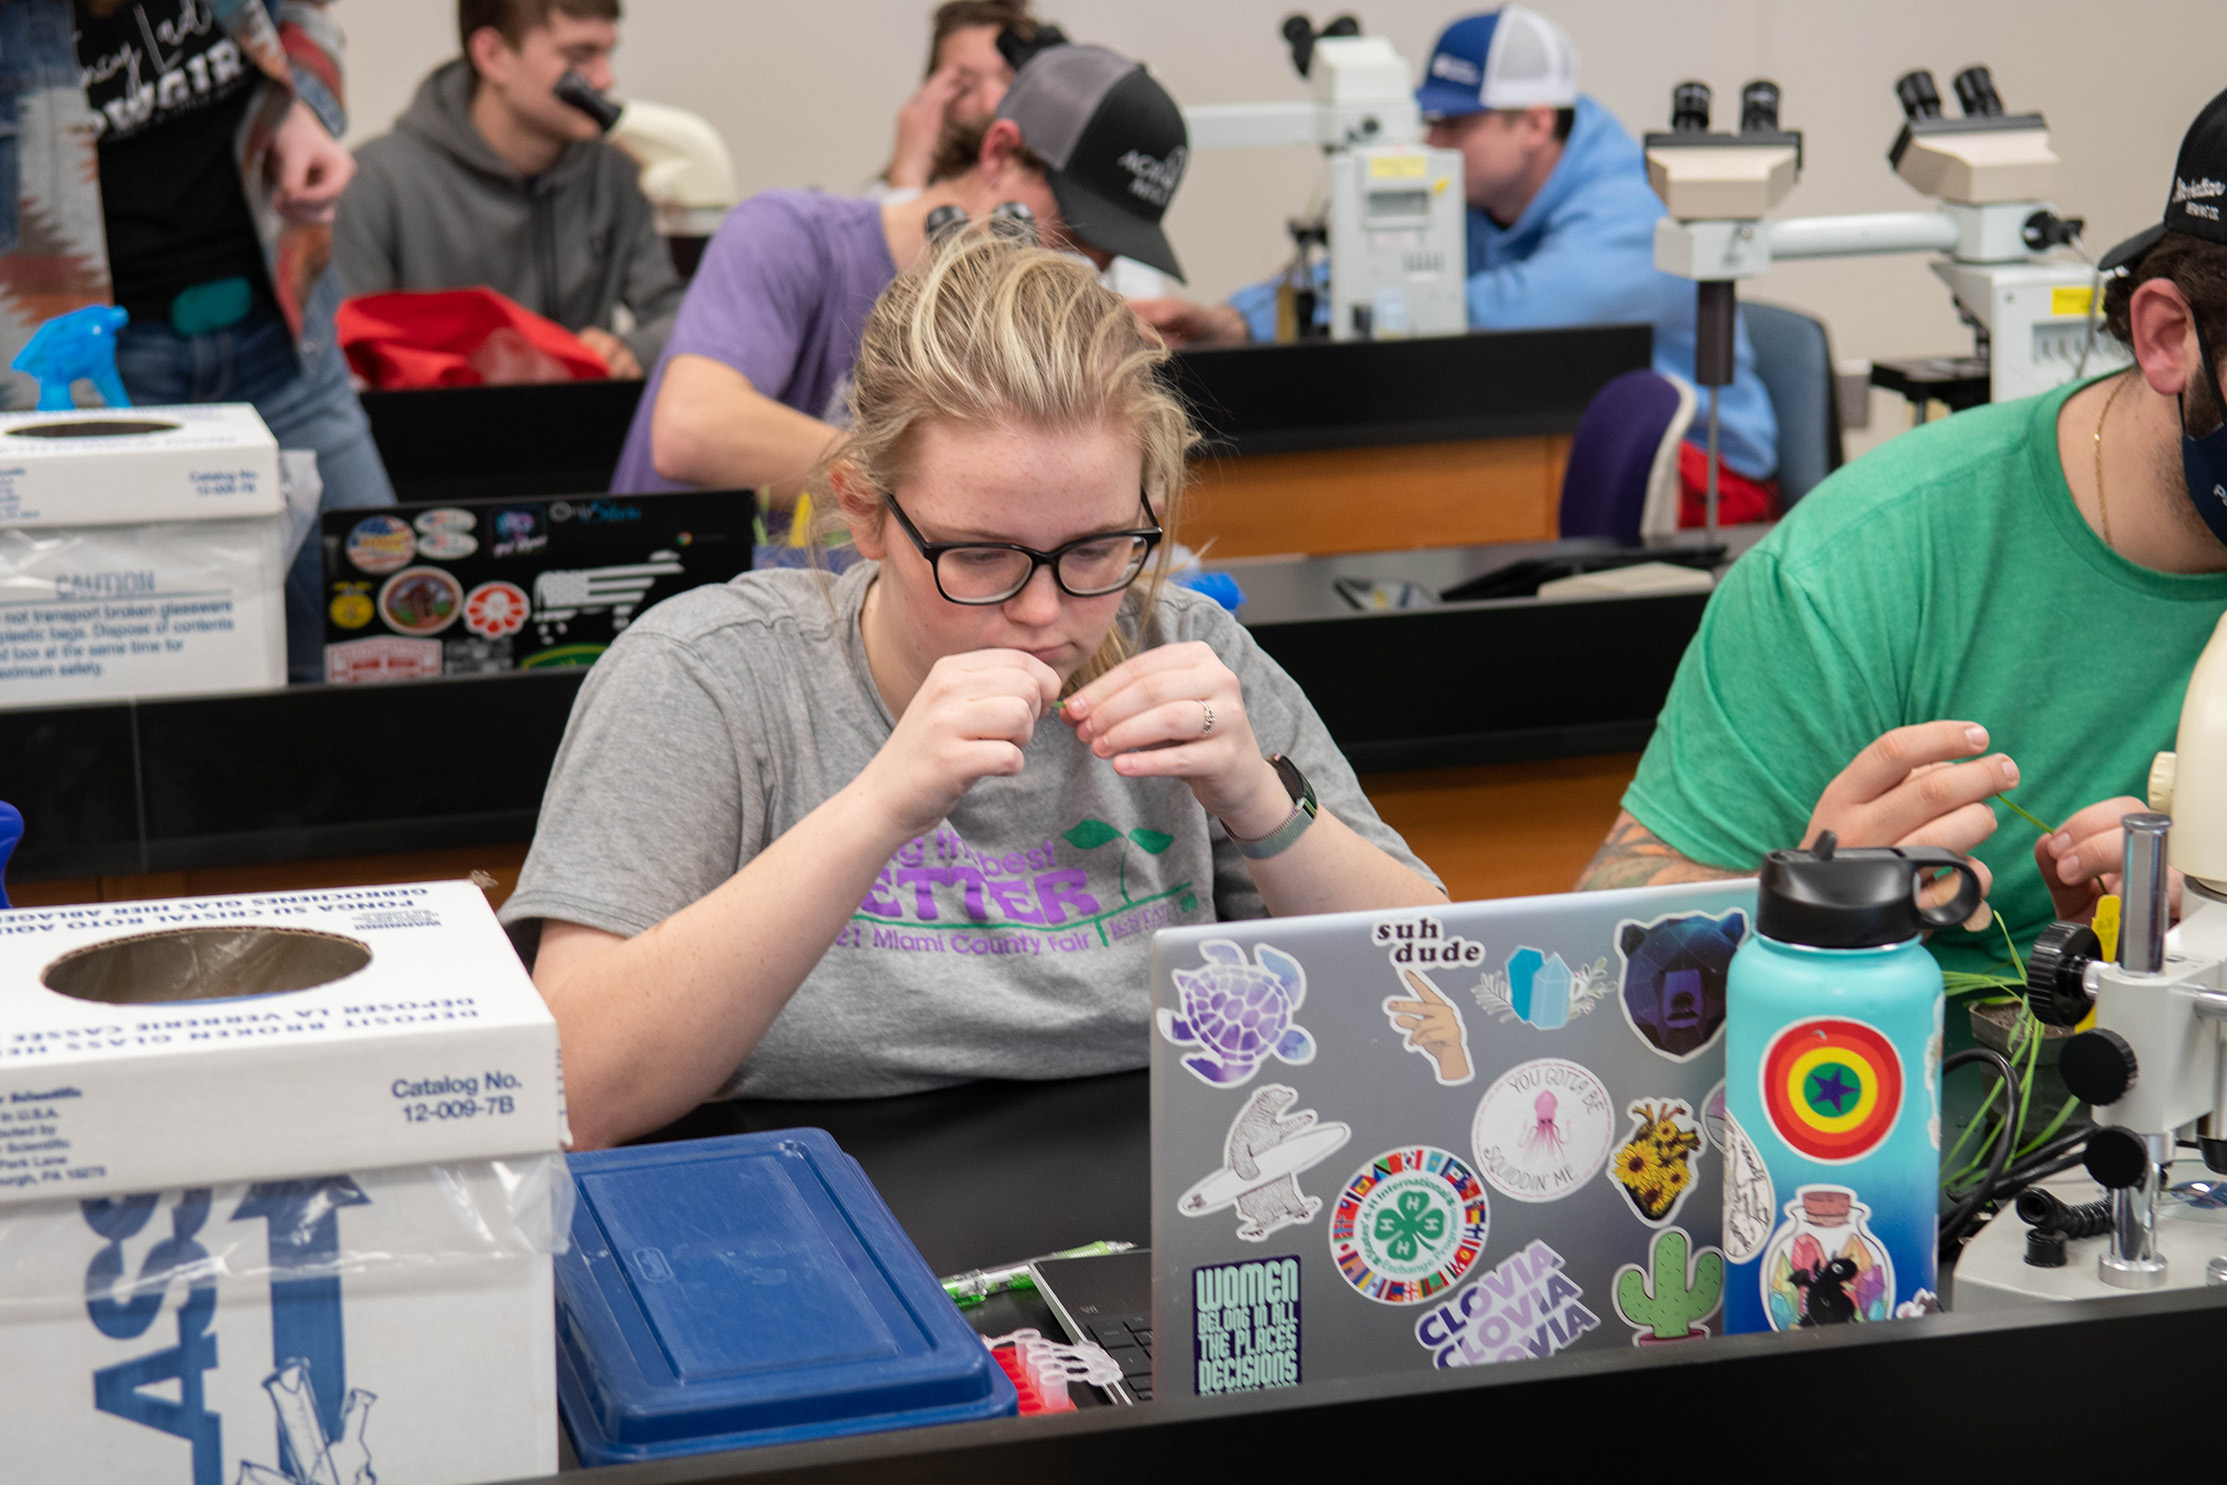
[{"x1": 1576, "y1": 811, "x2": 1750, "y2": 892}]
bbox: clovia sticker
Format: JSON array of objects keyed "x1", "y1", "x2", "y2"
[
  {"x1": 1179, "y1": 1084, "x2": 1351, "y2": 1241},
  {"x1": 1328, "y1": 1146, "x2": 1488, "y2": 1305},
  {"x1": 1159, "y1": 940, "x2": 1315, "y2": 1089},
  {"x1": 1380, "y1": 967, "x2": 1472, "y2": 1085},
  {"x1": 1612, "y1": 1227, "x2": 1724, "y2": 1345},
  {"x1": 1412, "y1": 1240, "x2": 1597, "y2": 1367},
  {"x1": 1761, "y1": 1185, "x2": 1895, "y2": 1329},
  {"x1": 1609, "y1": 1098, "x2": 1705, "y2": 1228},
  {"x1": 1760, "y1": 1017, "x2": 1903, "y2": 1164},
  {"x1": 1470, "y1": 1058, "x2": 1615, "y2": 1203},
  {"x1": 1193, "y1": 1256, "x2": 1301, "y2": 1396},
  {"x1": 1718, "y1": 1109, "x2": 1775, "y2": 1265},
  {"x1": 1615, "y1": 909, "x2": 1745, "y2": 1061}
]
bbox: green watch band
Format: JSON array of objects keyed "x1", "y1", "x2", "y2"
[{"x1": 1226, "y1": 754, "x2": 1319, "y2": 860}]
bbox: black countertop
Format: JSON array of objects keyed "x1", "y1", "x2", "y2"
[
  {"x1": 362, "y1": 326, "x2": 1654, "y2": 503},
  {"x1": 512, "y1": 1072, "x2": 2226, "y2": 1481}
]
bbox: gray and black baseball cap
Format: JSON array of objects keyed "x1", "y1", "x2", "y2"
[
  {"x1": 2101, "y1": 86, "x2": 2227, "y2": 273},
  {"x1": 995, "y1": 44, "x2": 1189, "y2": 281}
]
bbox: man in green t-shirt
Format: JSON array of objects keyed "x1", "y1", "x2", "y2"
[{"x1": 1577, "y1": 88, "x2": 2227, "y2": 974}]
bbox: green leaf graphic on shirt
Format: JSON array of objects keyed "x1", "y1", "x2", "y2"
[
  {"x1": 1128, "y1": 828, "x2": 1174, "y2": 854},
  {"x1": 1063, "y1": 819, "x2": 1123, "y2": 850}
]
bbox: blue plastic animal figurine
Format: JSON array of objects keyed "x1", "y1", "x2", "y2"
[{"x1": 12, "y1": 305, "x2": 132, "y2": 411}]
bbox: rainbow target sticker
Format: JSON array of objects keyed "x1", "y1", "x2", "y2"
[{"x1": 1760, "y1": 1018, "x2": 1903, "y2": 1164}]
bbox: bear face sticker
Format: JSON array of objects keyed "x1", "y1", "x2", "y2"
[{"x1": 1615, "y1": 909, "x2": 1745, "y2": 1061}]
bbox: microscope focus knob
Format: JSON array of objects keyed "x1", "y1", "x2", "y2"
[
  {"x1": 2060, "y1": 1029, "x2": 2138, "y2": 1108},
  {"x1": 2083, "y1": 1125, "x2": 2153, "y2": 1191},
  {"x1": 2024, "y1": 921, "x2": 2101, "y2": 1028}
]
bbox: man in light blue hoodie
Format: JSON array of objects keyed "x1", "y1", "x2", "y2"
[{"x1": 1138, "y1": 6, "x2": 1780, "y2": 518}]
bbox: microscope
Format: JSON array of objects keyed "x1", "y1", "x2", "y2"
[
  {"x1": 1182, "y1": 17, "x2": 1467, "y2": 342},
  {"x1": 1954, "y1": 613, "x2": 2227, "y2": 1307},
  {"x1": 1644, "y1": 66, "x2": 2126, "y2": 531}
]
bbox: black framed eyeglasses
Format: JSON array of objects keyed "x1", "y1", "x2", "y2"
[{"x1": 881, "y1": 490, "x2": 1163, "y2": 605}]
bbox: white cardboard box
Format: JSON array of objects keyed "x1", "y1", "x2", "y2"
[
  {"x1": 0, "y1": 403, "x2": 282, "y2": 529},
  {"x1": 0, "y1": 403, "x2": 287, "y2": 706},
  {"x1": 0, "y1": 880, "x2": 569, "y2": 1485}
]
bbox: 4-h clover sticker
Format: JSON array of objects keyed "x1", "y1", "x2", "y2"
[
  {"x1": 1063, "y1": 818, "x2": 1193, "y2": 910},
  {"x1": 1374, "y1": 1188, "x2": 1448, "y2": 1261},
  {"x1": 1331, "y1": 1147, "x2": 1490, "y2": 1305}
]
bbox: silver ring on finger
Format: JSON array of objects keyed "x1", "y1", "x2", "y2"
[{"x1": 1198, "y1": 700, "x2": 1215, "y2": 738}]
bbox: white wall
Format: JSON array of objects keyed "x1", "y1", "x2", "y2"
[{"x1": 339, "y1": 1, "x2": 2218, "y2": 407}]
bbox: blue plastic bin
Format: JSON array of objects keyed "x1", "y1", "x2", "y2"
[{"x1": 555, "y1": 1129, "x2": 1018, "y2": 1464}]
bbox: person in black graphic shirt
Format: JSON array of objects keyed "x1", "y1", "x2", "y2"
[{"x1": 73, "y1": 0, "x2": 396, "y2": 684}]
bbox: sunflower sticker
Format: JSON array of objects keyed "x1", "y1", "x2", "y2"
[{"x1": 1609, "y1": 1098, "x2": 1705, "y2": 1228}]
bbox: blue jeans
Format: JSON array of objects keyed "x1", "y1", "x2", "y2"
[{"x1": 114, "y1": 272, "x2": 396, "y2": 683}]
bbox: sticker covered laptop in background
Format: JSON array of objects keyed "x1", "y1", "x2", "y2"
[{"x1": 1151, "y1": 880, "x2": 1758, "y2": 1396}]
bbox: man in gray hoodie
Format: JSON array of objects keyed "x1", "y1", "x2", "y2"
[{"x1": 335, "y1": 0, "x2": 682, "y2": 377}]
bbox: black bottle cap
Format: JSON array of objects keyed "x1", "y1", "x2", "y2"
[{"x1": 1755, "y1": 832, "x2": 1986, "y2": 948}]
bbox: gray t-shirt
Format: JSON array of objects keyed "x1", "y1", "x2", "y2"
[{"x1": 502, "y1": 562, "x2": 1437, "y2": 1100}]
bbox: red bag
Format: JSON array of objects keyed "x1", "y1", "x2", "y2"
[{"x1": 336, "y1": 287, "x2": 609, "y2": 390}]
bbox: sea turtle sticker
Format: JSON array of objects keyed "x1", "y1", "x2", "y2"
[{"x1": 1160, "y1": 940, "x2": 1316, "y2": 1088}]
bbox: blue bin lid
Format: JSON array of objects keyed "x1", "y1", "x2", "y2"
[{"x1": 555, "y1": 1129, "x2": 1016, "y2": 1464}]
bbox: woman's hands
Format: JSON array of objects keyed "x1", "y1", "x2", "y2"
[
  {"x1": 855, "y1": 648, "x2": 1061, "y2": 841},
  {"x1": 1060, "y1": 642, "x2": 1291, "y2": 839}
]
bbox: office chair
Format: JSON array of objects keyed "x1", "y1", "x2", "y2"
[
  {"x1": 1558, "y1": 369, "x2": 1695, "y2": 544},
  {"x1": 1742, "y1": 300, "x2": 1844, "y2": 506}
]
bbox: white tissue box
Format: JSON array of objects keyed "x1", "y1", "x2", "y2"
[
  {"x1": 0, "y1": 403, "x2": 288, "y2": 707},
  {"x1": 0, "y1": 880, "x2": 568, "y2": 1484}
]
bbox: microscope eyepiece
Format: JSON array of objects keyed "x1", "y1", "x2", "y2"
[
  {"x1": 1670, "y1": 81, "x2": 1711, "y2": 134},
  {"x1": 1894, "y1": 69, "x2": 1943, "y2": 122},
  {"x1": 1739, "y1": 80, "x2": 1782, "y2": 135},
  {"x1": 1952, "y1": 64, "x2": 2005, "y2": 118}
]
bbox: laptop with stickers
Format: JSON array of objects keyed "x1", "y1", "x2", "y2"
[{"x1": 1149, "y1": 880, "x2": 1759, "y2": 1398}]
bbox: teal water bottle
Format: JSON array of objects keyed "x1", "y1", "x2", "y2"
[{"x1": 1720, "y1": 834, "x2": 1981, "y2": 1332}]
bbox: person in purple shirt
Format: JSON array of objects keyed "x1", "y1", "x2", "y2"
[{"x1": 610, "y1": 41, "x2": 1192, "y2": 506}]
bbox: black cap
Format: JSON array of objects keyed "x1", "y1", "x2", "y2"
[
  {"x1": 994, "y1": 44, "x2": 1189, "y2": 281},
  {"x1": 1755, "y1": 832, "x2": 1985, "y2": 949},
  {"x1": 2100, "y1": 86, "x2": 2227, "y2": 273}
]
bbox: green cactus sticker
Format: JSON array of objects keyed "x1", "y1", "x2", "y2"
[{"x1": 1613, "y1": 1228, "x2": 1724, "y2": 1344}]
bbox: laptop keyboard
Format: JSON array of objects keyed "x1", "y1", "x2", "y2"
[{"x1": 1084, "y1": 1316, "x2": 1154, "y2": 1400}]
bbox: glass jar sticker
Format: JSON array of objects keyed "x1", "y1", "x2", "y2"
[{"x1": 1760, "y1": 1185, "x2": 1895, "y2": 1329}]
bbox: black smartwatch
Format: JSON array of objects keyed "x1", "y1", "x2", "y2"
[{"x1": 1225, "y1": 754, "x2": 1318, "y2": 860}]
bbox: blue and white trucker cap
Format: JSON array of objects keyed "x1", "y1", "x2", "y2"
[{"x1": 1415, "y1": 7, "x2": 1581, "y2": 121}]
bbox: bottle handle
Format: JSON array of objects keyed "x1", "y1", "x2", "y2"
[{"x1": 1902, "y1": 847, "x2": 1985, "y2": 931}]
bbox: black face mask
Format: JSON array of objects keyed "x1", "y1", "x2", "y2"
[{"x1": 2181, "y1": 319, "x2": 2227, "y2": 547}]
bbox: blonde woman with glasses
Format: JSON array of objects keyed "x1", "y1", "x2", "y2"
[{"x1": 506, "y1": 225, "x2": 1446, "y2": 1147}]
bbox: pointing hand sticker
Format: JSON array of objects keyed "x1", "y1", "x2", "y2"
[{"x1": 1382, "y1": 968, "x2": 1474, "y2": 1085}]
